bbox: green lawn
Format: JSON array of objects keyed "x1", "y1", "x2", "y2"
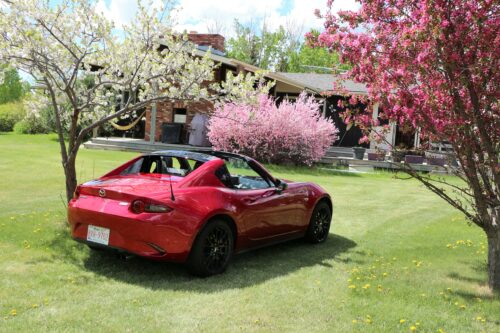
[{"x1": 0, "y1": 133, "x2": 498, "y2": 333}]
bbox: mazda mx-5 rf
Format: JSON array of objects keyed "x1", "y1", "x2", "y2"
[{"x1": 68, "y1": 150, "x2": 332, "y2": 276}]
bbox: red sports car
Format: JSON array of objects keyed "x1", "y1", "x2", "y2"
[{"x1": 68, "y1": 150, "x2": 332, "y2": 276}]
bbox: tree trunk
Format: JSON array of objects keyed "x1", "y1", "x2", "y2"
[
  {"x1": 63, "y1": 157, "x2": 78, "y2": 203},
  {"x1": 487, "y1": 230, "x2": 500, "y2": 291}
]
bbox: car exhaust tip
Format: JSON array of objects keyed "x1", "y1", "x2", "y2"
[{"x1": 117, "y1": 252, "x2": 135, "y2": 261}]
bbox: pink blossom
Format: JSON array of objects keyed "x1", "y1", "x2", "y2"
[{"x1": 208, "y1": 93, "x2": 338, "y2": 165}]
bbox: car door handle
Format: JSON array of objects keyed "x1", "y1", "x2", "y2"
[{"x1": 243, "y1": 197, "x2": 257, "y2": 204}]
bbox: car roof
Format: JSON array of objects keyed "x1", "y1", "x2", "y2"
[
  {"x1": 149, "y1": 150, "x2": 255, "y2": 166},
  {"x1": 148, "y1": 150, "x2": 218, "y2": 162}
]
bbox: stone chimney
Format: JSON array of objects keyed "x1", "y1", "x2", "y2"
[{"x1": 187, "y1": 32, "x2": 225, "y2": 53}]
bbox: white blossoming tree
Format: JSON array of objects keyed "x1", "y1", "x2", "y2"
[{"x1": 0, "y1": 0, "x2": 270, "y2": 201}]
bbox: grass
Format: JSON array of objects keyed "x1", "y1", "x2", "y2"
[{"x1": 0, "y1": 133, "x2": 498, "y2": 332}]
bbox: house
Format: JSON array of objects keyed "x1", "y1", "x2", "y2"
[{"x1": 122, "y1": 33, "x2": 416, "y2": 151}]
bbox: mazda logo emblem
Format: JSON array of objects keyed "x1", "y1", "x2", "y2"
[{"x1": 98, "y1": 189, "x2": 106, "y2": 197}]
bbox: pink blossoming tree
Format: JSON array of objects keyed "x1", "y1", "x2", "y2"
[
  {"x1": 208, "y1": 93, "x2": 338, "y2": 165},
  {"x1": 314, "y1": 0, "x2": 500, "y2": 290}
]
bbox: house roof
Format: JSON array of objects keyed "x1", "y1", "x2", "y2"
[
  {"x1": 274, "y1": 72, "x2": 368, "y2": 95},
  {"x1": 192, "y1": 47, "x2": 369, "y2": 96}
]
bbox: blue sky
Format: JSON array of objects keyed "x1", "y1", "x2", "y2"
[{"x1": 91, "y1": 0, "x2": 359, "y2": 36}]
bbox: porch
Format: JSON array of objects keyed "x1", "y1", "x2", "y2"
[{"x1": 84, "y1": 137, "x2": 450, "y2": 174}]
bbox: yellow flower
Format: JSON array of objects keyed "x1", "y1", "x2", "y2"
[
  {"x1": 400, "y1": 319, "x2": 406, "y2": 324},
  {"x1": 31, "y1": 304, "x2": 38, "y2": 308},
  {"x1": 362, "y1": 283, "x2": 371, "y2": 290},
  {"x1": 348, "y1": 284, "x2": 356, "y2": 289},
  {"x1": 410, "y1": 326, "x2": 417, "y2": 331},
  {"x1": 383, "y1": 272, "x2": 388, "y2": 277},
  {"x1": 438, "y1": 329, "x2": 445, "y2": 333},
  {"x1": 10, "y1": 309, "x2": 16, "y2": 316},
  {"x1": 459, "y1": 304, "x2": 466, "y2": 310},
  {"x1": 352, "y1": 319, "x2": 358, "y2": 324}
]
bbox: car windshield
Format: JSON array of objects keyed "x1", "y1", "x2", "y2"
[{"x1": 120, "y1": 155, "x2": 205, "y2": 177}]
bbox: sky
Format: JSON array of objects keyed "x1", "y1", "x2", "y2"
[{"x1": 94, "y1": 0, "x2": 360, "y2": 37}]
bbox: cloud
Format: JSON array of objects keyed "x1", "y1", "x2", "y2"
[
  {"x1": 95, "y1": 0, "x2": 138, "y2": 27},
  {"x1": 94, "y1": 0, "x2": 359, "y2": 35}
]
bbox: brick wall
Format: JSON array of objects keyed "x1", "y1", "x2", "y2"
[
  {"x1": 187, "y1": 33, "x2": 225, "y2": 52},
  {"x1": 144, "y1": 99, "x2": 214, "y2": 142}
]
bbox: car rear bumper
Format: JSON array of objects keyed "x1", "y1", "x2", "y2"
[{"x1": 68, "y1": 197, "x2": 192, "y2": 262}]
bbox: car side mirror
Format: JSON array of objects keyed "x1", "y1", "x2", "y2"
[{"x1": 275, "y1": 179, "x2": 288, "y2": 194}]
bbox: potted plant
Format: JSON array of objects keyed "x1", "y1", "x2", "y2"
[
  {"x1": 391, "y1": 144, "x2": 409, "y2": 162},
  {"x1": 352, "y1": 146, "x2": 366, "y2": 160},
  {"x1": 404, "y1": 150, "x2": 425, "y2": 164},
  {"x1": 368, "y1": 147, "x2": 386, "y2": 161}
]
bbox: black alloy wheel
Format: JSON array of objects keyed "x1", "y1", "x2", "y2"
[
  {"x1": 188, "y1": 219, "x2": 234, "y2": 277},
  {"x1": 305, "y1": 201, "x2": 332, "y2": 243}
]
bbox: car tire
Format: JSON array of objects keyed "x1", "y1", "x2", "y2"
[
  {"x1": 187, "y1": 219, "x2": 234, "y2": 277},
  {"x1": 305, "y1": 201, "x2": 332, "y2": 243}
]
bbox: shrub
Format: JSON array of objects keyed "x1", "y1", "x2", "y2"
[
  {"x1": 208, "y1": 93, "x2": 338, "y2": 165},
  {"x1": 13, "y1": 117, "x2": 50, "y2": 134},
  {"x1": 13, "y1": 93, "x2": 54, "y2": 134},
  {"x1": 0, "y1": 102, "x2": 25, "y2": 132}
]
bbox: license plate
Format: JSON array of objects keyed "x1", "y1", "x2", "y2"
[{"x1": 87, "y1": 225, "x2": 110, "y2": 245}]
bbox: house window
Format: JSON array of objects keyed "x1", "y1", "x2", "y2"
[{"x1": 173, "y1": 108, "x2": 187, "y2": 123}]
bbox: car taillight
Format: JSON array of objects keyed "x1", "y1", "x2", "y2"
[
  {"x1": 131, "y1": 200, "x2": 172, "y2": 214},
  {"x1": 131, "y1": 200, "x2": 145, "y2": 214},
  {"x1": 146, "y1": 204, "x2": 172, "y2": 213}
]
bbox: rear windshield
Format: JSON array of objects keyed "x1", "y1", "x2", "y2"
[{"x1": 121, "y1": 155, "x2": 205, "y2": 177}]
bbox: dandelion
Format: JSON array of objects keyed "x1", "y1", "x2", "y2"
[
  {"x1": 348, "y1": 284, "x2": 356, "y2": 289},
  {"x1": 446, "y1": 244, "x2": 453, "y2": 248},
  {"x1": 362, "y1": 283, "x2": 371, "y2": 290},
  {"x1": 31, "y1": 304, "x2": 38, "y2": 308},
  {"x1": 459, "y1": 304, "x2": 466, "y2": 310},
  {"x1": 400, "y1": 319, "x2": 406, "y2": 324},
  {"x1": 10, "y1": 309, "x2": 16, "y2": 316},
  {"x1": 410, "y1": 325, "x2": 417, "y2": 331},
  {"x1": 438, "y1": 329, "x2": 445, "y2": 333}
]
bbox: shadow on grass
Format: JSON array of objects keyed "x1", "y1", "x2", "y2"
[
  {"x1": 448, "y1": 272, "x2": 485, "y2": 285},
  {"x1": 49, "y1": 232, "x2": 356, "y2": 292}
]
